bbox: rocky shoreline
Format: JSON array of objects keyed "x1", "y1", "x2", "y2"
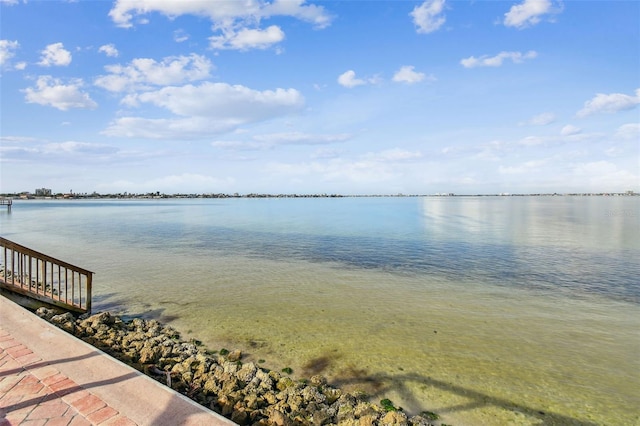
[{"x1": 36, "y1": 309, "x2": 445, "y2": 426}]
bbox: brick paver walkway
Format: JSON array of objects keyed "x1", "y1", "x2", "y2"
[{"x1": 0, "y1": 327, "x2": 137, "y2": 426}]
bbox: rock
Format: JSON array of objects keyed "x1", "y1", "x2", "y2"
[
  {"x1": 35, "y1": 307, "x2": 56, "y2": 320},
  {"x1": 51, "y1": 312, "x2": 75, "y2": 323},
  {"x1": 354, "y1": 402, "x2": 377, "y2": 418},
  {"x1": 381, "y1": 410, "x2": 409, "y2": 426},
  {"x1": 310, "y1": 375, "x2": 327, "y2": 386},
  {"x1": 336, "y1": 401, "x2": 355, "y2": 422},
  {"x1": 159, "y1": 343, "x2": 173, "y2": 359},
  {"x1": 322, "y1": 387, "x2": 342, "y2": 404},
  {"x1": 244, "y1": 392, "x2": 262, "y2": 410},
  {"x1": 193, "y1": 353, "x2": 210, "y2": 377},
  {"x1": 86, "y1": 311, "x2": 115, "y2": 327},
  {"x1": 286, "y1": 394, "x2": 303, "y2": 412},
  {"x1": 310, "y1": 408, "x2": 331, "y2": 426},
  {"x1": 130, "y1": 318, "x2": 145, "y2": 331},
  {"x1": 217, "y1": 395, "x2": 235, "y2": 416},
  {"x1": 264, "y1": 391, "x2": 278, "y2": 405},
  {"x1": 358, "y1": 414, "x2": 379, "y2": 426},
  {"x1": 50, "y1": 312, "x2": 76, "y2": 333},
  {"x1": 276, "y1": 377, "x2": 295, "y2": 391},
  {"x1": 231, "y1": 409, "x2": 249, "y2": 425},
  {"x1": 237, "y1": 362, "x2": 258, "y2": 383},
  {"x1": 227, "y1": 349, "x2": 242, "y2": 362},
  {"x1": 409, "y1": 415, "x2": 433, "y2": 426},
  {"x1": 179, "y1": 342, "x2": 198, "y2": 357},
  {"x1": 254, "y1": 369, "x2": 274, "y2": 390},
  {"x1": 203, "y1": 377, "x2": 220, "y2": 395},
  {"x1": 301, "y1": 386, "x2": 326, "y2": 404},
  {"x1": 267, "y1": 409, "x2": 291, "y2": 426},
  {"x1": 222, "y1": 361, "x2": 240, "y2": 375},
  {"x1": 139, "y1": 345, "x2": 161, "y2": 364},
  {"x1": 221, "y1": 378, "x2": 240, "y2": 394}
]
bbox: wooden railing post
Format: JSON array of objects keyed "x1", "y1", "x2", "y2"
[{"x1": 86, "y1": 273, "x2": 92, "y2": 313}]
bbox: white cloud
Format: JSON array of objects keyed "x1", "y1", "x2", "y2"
[
  {"x1": 504, "y1": 0, "x2": 561, "y2": 29},
  {"x1": 214, "y1": 132, "x2": 351, "y2": 151},
  {"x1": 518, "y1": 136, "x2": 546, "y2": 146},
  {"x1": 94, "y1": 54, "x2": 213, "y2": 92},
  {"x1": 108, "y1": 0, "x2": 331, "y2": 51},
  {"x1": 253, "y1": 132, "x2": 351, "y2": 145},
  {"x1": 96, "y1": 173, "x2": 236, "y2": 193},
  {"x1": 337, "y1": 70, "x2": 365, "y2": 88},
  {"x1": 42, "y1": 141, "x2": 118, "y2": 156},
  {"x1": 266, "y1": 148, "x2": 424, "y2": 187},
  {"x1": 38, "y1": 42, "x2": 72, "y2": 67},
  {"x1": 209, "y1": 25, "x2": 285, "y2": 50},
  {"x1": 104, "y1": 82, "x2": 304, "y2": 139},
  {"x1": 524, "y1": 112, "x2": 556, "y2": 126},
  {"x1": 364, "y1": 149, "x2": 423, "y2": 162},
  {"x1": 499, "y1": 160, "x2": 546, "y2": 174},
  {"x1": 576, "y1": 88, "x2": 640, "y2": 118},
  {"x1": 560, "y1": 125, "x2": 581, "y2": 136},
  {"x1": 109, "y1": 0, "x2": 331, "y2": 28},
  {"x1": 392, "y1": 65, "x2": 430, "y2": 84},
  {"x1": 410, "y1": 0, "x2": 446, "y2": 34},
  {"x1": 311, "y1": 148, "x2": 342, "y2": 159},
  {"x1": 571, "y1": 161, "x2": 639, "y2": 190},
  {"x1": 0, "y1": 136, "x2": 41, "y2": 145},
  {"x1": 173, "y1": 29, "x2": 189, "y2": 43},
  {"x1": 134, "y1": 83, "x2": 303, "y2": 117},
  {"x1": 461, "y1": 50, "x2": 537, "y2": 68},
  {"x1": 98, "y1": 44, "x2": 119, "y2": 57},
  {"x1": 140, "y1": 173, "x2": 234, "y2": 190},
  {"x1": 615, "y1": 123, "x2": 640, "y2": 140},
  {"x1": 103, "y1": 116, "x2": 235, "y2": 139},
  {"x1": 108, "y1": 0, "x2": 250, "y2": 28},
  {"x1": 212, "y1": 140, "x2": 265, "y2": 151},
  {"x1": 0, "y1": 40, "x2": 19, "y2": 66},
  {"x1": 0, "y1": 137, "x2": 124, "y2": 165},
  {"x1": 23, "y1": 76, "x2": 97, "y2": 111},
  {"x1": 260, "y1": 0, "x2": 332, "y2": 29}
]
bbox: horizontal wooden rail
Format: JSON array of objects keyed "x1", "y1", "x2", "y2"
[{"x1": 0, "y1": 237, "x2": 93, "y2": 313}]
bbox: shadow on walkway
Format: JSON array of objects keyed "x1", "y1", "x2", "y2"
[
  {"x1": 3, "y1": 371, "x2": 138, "y2": 414},
  {"x1": 0, "y1": 352, "x2": 101, "y2": 377}
]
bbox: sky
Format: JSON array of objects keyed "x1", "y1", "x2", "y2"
[{"x1": 0, "y1": 0, "x2": 638, "y2": 195}]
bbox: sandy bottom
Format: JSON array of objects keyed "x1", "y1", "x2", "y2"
[{"x1": 91, "y1": 252, "x2": 640, "y2": 426}]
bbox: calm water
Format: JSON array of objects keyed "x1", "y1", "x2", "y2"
[{"x1": 1, "y1": 196, "x2": 639, "y2": 425}]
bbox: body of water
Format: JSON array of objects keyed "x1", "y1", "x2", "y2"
[{"x1": 1, "y1": 196, "x2": 638, "y2": 425}]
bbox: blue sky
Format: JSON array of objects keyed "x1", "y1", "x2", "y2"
[{"x1": 1, "y1": 0, "x2": 638, "y2": 195}]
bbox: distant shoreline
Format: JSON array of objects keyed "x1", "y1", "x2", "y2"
[{"x1": 2, "y1": 191, "x2": 638, "y2": 200}]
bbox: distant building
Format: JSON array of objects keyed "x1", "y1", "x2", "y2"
[{"x1": 35, "y1": 188, "x2": 52, "y2": 196}]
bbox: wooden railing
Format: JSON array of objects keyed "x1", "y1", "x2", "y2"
[
  {"x1": 0, "y1": 198, "x2": 11, "y2": 211},
  {"x1": 0, "y1": 237, "x2": 93, "y2": 313}
]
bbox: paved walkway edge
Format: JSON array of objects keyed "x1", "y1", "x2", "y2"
[{"x1": 0, "y1": 296, "x2": 236, "y2": 426}]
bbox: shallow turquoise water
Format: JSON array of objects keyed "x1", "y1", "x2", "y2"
[{"x1": 1, "y1": 196, "x2": 638, "y2": 424}]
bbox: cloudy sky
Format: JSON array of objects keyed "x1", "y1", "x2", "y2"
[{"x1": 1, "y1": 0, "x2": 638, "y2": 195}]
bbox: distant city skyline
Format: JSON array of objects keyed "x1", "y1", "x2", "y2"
[
  {"x1": 3, "y1": 188, "x2": 636, "y2": 199},
  {"x1": 1, "y1": 0, "x2": 638, "y2": 195}
]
